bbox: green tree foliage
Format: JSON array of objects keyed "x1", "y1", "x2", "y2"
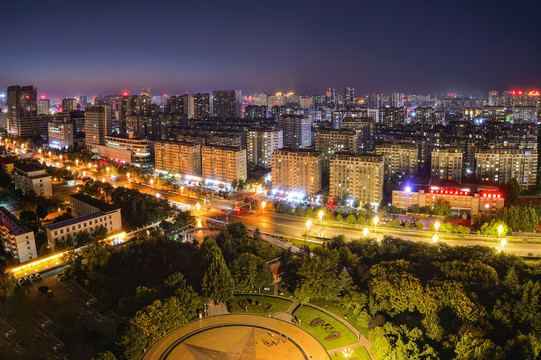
[
  {"x1": 84, "y1": 240, "x2": 110, "y2": 273},
  {"x1": 370, "y1": 323, "x2": 439, "y2": 360},
  {"x1": 201, "y1": 237, "x2": 234, "y2": 303},
  {"x1": 110, "y1": 187, "x2": 173, "y2": 229},
  {"x1": 479, "y1": 220, "x2": 509, "y2": 236},
  {"x1": 19, "y1": 210, "x2": 38, "y2": 230},
  {"x1": 294, "y1": 249, "x2": 341, "y2": 303},
  {"x1": 434, "y1": 199, "x2": 451, "y2": 217},
  {"x1": 347, "y1": 214, "x2": 356, "y2": 224},
  {"x1": 494, "y1": 206, "x2": 539, "y2": 233},
  {"x1": 231, "y1": 253, "x2": 274, "y2": 292},
  {"x1": 35, "y1": 203, "x2": 48, "y2": 223},
  {"x1": 502, "y1": 178, "x2": 520, "y2": 206},
  {"x1": 91, "y1": 351, "x2": 118, "y2": 360},
  {"x1": 454, "y1": 334, "x2": 497, "y2": 360},
  {"x1": 416, "y1": 222, "x2": 424, "y2": 230},
  {"x1": 0, "y1": 275, "x2": 16, "y2": 298}
]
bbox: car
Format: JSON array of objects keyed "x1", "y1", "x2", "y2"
[
  {"x1": 53, "y1": 343, "x2": 65, "y2": 352},
  {"x1": 56, "y1": 274, "x2": 67, "y2": 281},
  {"x1": 17, "y1": 278, "x2": 25, "y2": 286},
  {"x1": 5, "y1": 329, "x2": 16, "y2": 338},
  {"x1": 41, "y1": 320, "x2": 52, "y2": 329},
  {"x1": 86, "y1": 299, "x2": 97, "y2": 307},
  {"x1": 29, "y1": 274, "x2": 37, "y2": 282},
  {"x1": 35, "y1": 273, "x2": 42, "y2": 280},
  {"x1": 24, "y1": 276, "x2": 32, "y2": 283}
]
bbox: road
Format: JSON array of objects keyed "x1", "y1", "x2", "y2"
[{"x1": 211, "y1": 211, "x2": 541, "y2": 257}]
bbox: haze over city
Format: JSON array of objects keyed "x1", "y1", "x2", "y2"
[{"x1": 2, "y1": 0, "x2": 541, "y2": 97}]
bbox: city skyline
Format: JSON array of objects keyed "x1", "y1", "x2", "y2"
[{"x1": 1, "y1": 0, "x2": 541, "y2": 97}]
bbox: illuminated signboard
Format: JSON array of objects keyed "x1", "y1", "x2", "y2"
[
  {"x1": 480, "y1": 192, "x2": 502, "y2": 199},
  {"x1": 429, "y1": 189, "x2": 470, "y2": 196}
]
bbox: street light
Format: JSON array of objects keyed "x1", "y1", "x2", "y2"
[
  {"x1": 150, "y1": 179, "x2": 154, "y2": 186},
  {"x1": 195, "y1": 202, "x2": 201, "y2": 213},
  {"x1": 306, "y1": 219, "x2": 312, "y2": 232},
  {"x1": 318, "y1": 210, "x2": 324, "y2": 223},
  {"x1": 75, "y1": 159, "x2": 79, "y2": 166},
  {"x1": 363, "y1": 227, "x2": 369, "y2": 239},
  {"x1": 261, "y1": 201, "x2": 266, "y2": 213},
  {"x1": 434, "y1": 221, "x2": 440, "y2": 235},
  {"x1": 501, "y1": 237, "x2": 507, "y2": 251},
  {"x1": 497, "y1": 224, "x2": 504, "y2": 242},
  {"x1": 373, "y1": 216, "x2": 379, "y2": 233},
  {"x1": 88, "y1": 162, "x2": 92, "y2": 168},
  {"x1": 432, "y1": 234, "x2": 439, "y2": 243},
  {"x1": 343, "y1": 348, "x2": 353, "y2": 360}
]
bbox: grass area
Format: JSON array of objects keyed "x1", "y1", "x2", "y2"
[
  {"x1": 309, "y1": 299, "x2": 370, "y2": 339},
  {"x1": 229, "y1": 295, "x2": 292, "y2": 315},
  {"x1": 333, "y1": 346, "x2": 371, "y2": 360},
  {"x1": 293, "y1": 305, "x2": 359, "y2": 350}
]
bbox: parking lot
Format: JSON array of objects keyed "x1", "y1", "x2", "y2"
[{"x1": 0, "y1": 272, "x2": 118, "y2": 359}]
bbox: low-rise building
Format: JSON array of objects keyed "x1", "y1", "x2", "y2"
[
  {"x1": 392, "y1": 184, "x2": 505, "y2": 217},
  {"x1": 272, "y1": 148, "x2": 322, "y2": 196},
  {"x1": 0, "y1": 158, "x2": 14, "y2": 175},
  {"x1": 13, "y1": 164, "x2": 52, "y2": 197},
  {"x1": 0, "y1": 206, "x2": 36, "y2": 263},
  {"x1": 47, "y1": 194, "x2": 123, "y2": 249},
  {"x1": 96, "y1": 135, "x2": 153, "y2": 168},
  {"x1": 330, "y1": 153, "x2": 384, "y2": 205},
  {"x1": 201, "y1": 145, "x2": 247, "y2": 183}
]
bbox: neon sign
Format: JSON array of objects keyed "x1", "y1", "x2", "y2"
[
  {"x1": 481, "y1": 192, "x2": 501, "y2": 199},
  {"x1": 429, "y1": 189, "x2": 470, "y2": 196}
]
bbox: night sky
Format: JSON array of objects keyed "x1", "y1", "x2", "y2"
[{"x1": 1, "y1": 0, "x2": 540, "y2": 98}]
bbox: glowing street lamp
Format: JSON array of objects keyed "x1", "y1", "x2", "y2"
[
  {"x1": 76, "y1": 159, "x2": 79, "y2": 166},
  {"x1": 59, "y1": 155, "x2": 63, "y2": 160},
  {"x1": 318, "y1": 210, "x2": 324, "y2": 223},
  {"x1": 48, "y1": 151, "x2": 51, "y2": 157},
  {"x1": 106, "y1": 167, "x2": 110, "y2": 173},
  {"x1": 497, "y1": 224, "x2": 504, "y2": 242},
  {"x1": 195, "y1": 202, "x2": 201, "y2": 213},
  {"x1": 432, "y1": 234, "x2": 439, "y2": 243},
  {"x1": 373, "y1": 216, "x2": 380, "y2": 233},
  {"x1": 261, "y1": 201, "x2": 266, "y2": 212},
  {"x1": 501, "y1": 237, "x2": 507, "y2": 251},
  {"x1": 363, "y1": 227, "x2": 369, "y2": 239},
  {"x1": 82, "y1": 171, "x2": 86, "y2": 177},
  {"x1": 434, "y1": 221, "x2": 440, "y2": 235},
  {"x1": 343, "y1": 348, "x2": 353, "y2": 360},
  {"x1": 88, "y1": 162, "x2": 92, "y2": 168},
  {"x1": 306, "y1": 219, "x2": 312, "y2": 232},
  {"x1": 150, "y1": 179, "x2": 154, "y2": 186}
]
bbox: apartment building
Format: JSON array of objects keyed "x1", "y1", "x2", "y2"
[
  {"x1": 272, "y1": 148, "x2": 322, "y2": 195},
  {"x1": 13, "y1": 164, "x2": 52, "y2": 197},
  {"x1": 154, "y1": 140, "x2": 202, "y2": 176},
  {"x1": 375, "y1": 142, "x2": 418, "y2": 180},
  {"x1": 431, "y1": 147, "x2": 463, "y2": 183},
  {"x1": 476, "y1": 147, "x2": 538, "y2": 189},
  {"x1": 0, "y1": 206, "x2": 36, "y2": 263},
  {"x1": 201, "y1": 145, "x2": 247, "y2": 183}
]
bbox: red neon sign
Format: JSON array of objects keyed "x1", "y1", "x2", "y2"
[
  {"x1": 429, "y1": 189, "x2": 470, "y2": 196},
  {"x1": 528, "y1": 90, "x2": 540, "y2": 96},
  {"x1": 481, "y1": 192, "x2": 501, "y2": 199},
  {"x1": 122, "y1": 91, "x2": 129, "y2": 97}
]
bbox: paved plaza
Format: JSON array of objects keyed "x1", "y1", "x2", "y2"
[{"x1": 142, "y1": 314, "x2": 330, "y2": 360}]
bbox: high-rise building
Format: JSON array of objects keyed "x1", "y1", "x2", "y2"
[
  {"x1": 299, "y1": 96, "x2": 313, "y2": 110},
  {"x1": 212, "y1": 90, "x2": 242, "y2": 118},
  {"x1": 431, "y1": 147, "x2": 463, "y2": 183},
  {"x1": 379, "y1": 107, "x2": 407, "y2": 127},
  {"x1": 272, "y1": 148, "x2": 322, "y2": 196},
  {"x1": 244, "y1": 105, "x2": 268, "y2": 119},
  {"x1": 375, "y1": 142, "x2": 418, "y2": 180},
  {"x1": 246, "y1": 128, "x2": 283, "y2": 168},
  {"x1": 62, "y1": 98, "x2": 78, "y2": 112},
  {"x1": 325, "y1": 88, "x2": 337, "y2": 107},
  {"x1": 193, "y1": 93, "x2": 212, "y2": 119},
  {"x1": 37, "y1": 98, "x2": 50, "y2": 115},
  {"x1": 390, "y1": 92, "x2": 404, "y2": 108},
  {"x1": 277, "y1": 115, "x2": 312, "y2": 149},
  {"x1": 476, "y1": 147, "x2": 537, "y2": 189},
  {"x1": 85, "y1": 105, "x2": 112, "y2": 150},
  {"x1": 345, "y1": 87, "x2": 355, "y2": 108},
  {"x1": 315, "y1": 129, "x2": 359, "y2": 171},
  {"x1": 154, "y1": 140, "x2": 201, "y2": 176},
  {"x1": 330, "y1": 153, "x2": 384, "y2": 205},
  {"x1": 7, "y1": 85, "x2": 38, "y2": 136},
  {"x1": 137, "y1": 87, "x2": 152, "y2": 116},
  {"x1": 98, "y1": 135, "x2": 153, "y2": 168},
  {"x1": 117, "y1": 93, "x2": 137, "y2": 135},
  {"x1": 341, "y1": 117, "x2": 375, "y2": 151},
  {"x1": 201, "y1": 145, "x2": 247, "y2": 183},
  {"x1": 48, "y1": 118, "x2": 74, "y2": 150},
  {"x1": 368, "y1": 92, "x2": 383, "y2": 108}
]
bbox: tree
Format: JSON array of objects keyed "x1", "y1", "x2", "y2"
[
  {"x1": 232, "y1": 253, "x2": 273, "y2": 292},
  {"x1": 19, "y1": 210, "x2": 38, "y2": 230},
  {"x1": 84, "y1": 240, "x2": 110, "y2": 273},
  {"x1": 502, "y1": 178, "x2": 520, "y2": 206},
  {"x1": 201, "y1": 237, "x2": 234, "y2": 303},
  {"x1": 416, "y1": 222, "x2": 424, "y2": 230},
  {"x1": 35, "y1": 203, "x2": 48, "y2": 224},
  {"x1": 434, "y1": 199, "x2": 451, "y2": 217},
  {"x1": 347, "y1": 214, "x2": 356, "y2": 224},
  {"x1": 0, "y1": 275, "x2": 16, "y2": 298},
  {"x1": 91, "y1": 351, "x2": 118, "y2": 360},
  {"x1": 294, "y1": 249, "x2": 341, "y2": 303}
]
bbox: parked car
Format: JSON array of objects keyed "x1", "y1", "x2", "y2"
[
  {"x1": 17, "y1": 278, "x2": 25, "y2": 286},
  {"x1": 29, "y1": 274, "x2": 37, "y2": 282},
  {"x1": 86, "y1": 299, "x2": 97, "y2": 307},
  {"x1": 56, "y1": 274, "x2": 67, "y2": 281},
  {"x1": 35, "y1": 273, "x2": 42, "y2": 280}
]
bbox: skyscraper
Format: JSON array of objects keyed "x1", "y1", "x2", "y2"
[
  {"x1": 62, "y1": 98, "x2": 78, "y2": 112},
  {"x1": 193, "y1": 93, "x2": 212, "y2": 119},
  {"x1": 368, "y1": 92, "x2": 383, "y2": 108},
  {"x1": 7, "y1": 85, "x2": 37, "y2": 136},
  {"x1": 345, "y1": 87, "x2": 355, "y2": 108},
  {"x1": 390, "y1": 92, "x2": 404, "y2": 107},
  {"x1": 212, "y1": 90, "x2": 241, "y2": 118},
  {"x1": 277, "y1": 115, "x2": 312, "y2": 149},
  {"x1": 37, "y1": 98, "x2": 50, "y2": 115}
]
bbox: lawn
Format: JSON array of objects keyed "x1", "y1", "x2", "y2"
[
  {"x1": 229, "y1": 295, "x2": 292, "y2": 315},
  {"x1": 332, "y1": 346, "x2": 371, "y2": 360},
  {"x1": 293, "y1": 305, "x2": 359, "y2": 350},
  {"x1": 310, "y1": 299, "x2": 370, "y2": 339}
]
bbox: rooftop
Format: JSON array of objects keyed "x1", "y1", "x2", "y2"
[
  {"x1": 47, "y1": 212, "x2": 104, "y2": 231},
  {"x1": 69, "y1": 193, "x2": 120, "y2": 213},
  {"x1": 14, "y1": 163, "x2": 46, "y2": 173},
  {"x1": 0, "y1": 206, "x2": 30, "y2": 235}
]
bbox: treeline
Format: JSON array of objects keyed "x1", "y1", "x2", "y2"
[
  {"x1": 280, "y1": 235, "x2": 541, "y2": 360},
  {"x1": 474, "y1": 206, "x2": 539, "y2": 234}
]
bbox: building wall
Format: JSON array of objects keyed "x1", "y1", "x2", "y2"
[
  {"x1": 330, "y1": 153, "x2": 384, "y2": 204},
  {"x1": 85, "y1": 106, "x2": 111, "y2": 149},
  {"x1": 0, "y1": 207, "x2": 36, "y2": 263},
  {"x1": 154, "y1": 140, "x2": 201, "y2": 176},
  {"x1": 272, "y1": 149, "x2": 322, "y2": 195},
  {"x1": 431, "y1": 148, "x2": 463, "y2": 183},
  {"x1": 201, "y1": 145, "x2": 247, "y2": 183},
  {"x1": 375, "y1": 143, "x2": 418, "y2": 180},
  {"x1": 315, "y1": 129, "x2": 359, "y2": 171},
  {"x1": 48, "y1": 120, "x2": 74, "y2": 149},
  {"x1": 476, "y1": 148, "x2": 538, "y2": 189},
  {"x1": 13, "y1": 168, "x2": 52, "y2": 197}
]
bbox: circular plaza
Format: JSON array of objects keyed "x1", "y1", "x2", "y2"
[{"x1": 142, "y1": 314, "x2": 330, "y2": 360}]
